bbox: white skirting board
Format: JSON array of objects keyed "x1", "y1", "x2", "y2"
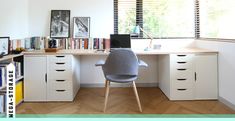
[
  {"x1": 219, "y1": 96, "x2": 235, "y2": 111},
  {"x1": 80, "y1": 83, "x2": 158, "y2": 88}
]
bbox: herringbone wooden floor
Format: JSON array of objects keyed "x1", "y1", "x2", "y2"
[{"x1": 16, "y1": 87, "x2": 235, "y2": 114}]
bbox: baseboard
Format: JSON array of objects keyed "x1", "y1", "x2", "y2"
[
  {"x1": 219, "y1": 96, "x2": 235, "y2": 111},
  {"x1": 81, "y1": 83, "x2": 158, "y2": 88}
]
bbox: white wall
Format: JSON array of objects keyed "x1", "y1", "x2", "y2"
[
  {"x1": 195, "y1": 40, "x2": 235, "y2": 108},
  {"x1": 28, "y1": 0, "x2": 113, "y2": 38},
  {"x1": 0, "y1": 0, "x2": 28, "y2": 39}
]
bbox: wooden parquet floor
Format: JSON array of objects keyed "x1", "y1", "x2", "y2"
[{"x1": 16, "y1": 87, "x2": 235, "y2": 114}]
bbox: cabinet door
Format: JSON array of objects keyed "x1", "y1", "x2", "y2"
[
  {"x1": 24, "y1": 56, "x2": 47, "y2": 101},
  {"x1": 194, "y1": 54, "x2": 218, "y2": 99}
]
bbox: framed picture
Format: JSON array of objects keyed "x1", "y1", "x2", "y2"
[
  {"x1": 50, "y1": 10, "x2": 70, "y2": 38},
  {"x1": 73, "y1": 17, "x2": 90, "y2": 38},
  {"x1": 0, "y1": 37, "x2": 10, "y2": 55}
]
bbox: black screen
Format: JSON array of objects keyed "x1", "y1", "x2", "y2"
[{"x1": 110, "y1": 34, "x2": 131, "y2": 48}]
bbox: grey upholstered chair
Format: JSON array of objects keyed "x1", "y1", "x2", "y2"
[{"x1": 95, "y1": 49, "x2": 148, "y2": 112}]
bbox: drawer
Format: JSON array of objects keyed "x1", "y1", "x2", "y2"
[
  {"x1": 48, "y1": 73, "x2": 73, "y2": 82},
  {"x1": 172, "y1": 68, "x2": 193, "y2": 79},
  {"x1": 49, "y1": 68, "x2": 72, "y2": 74},
  {"x1": 47, "y1": 89, "x2": 73, "y2": 101},
  {"x1": 48, "y1": 62, "x2": 72, "y2": 70},
  {"x1": 171, "y1": 78, "x2": 193, "y2": 88},
  {"x1": 48, "y1": 79, "x2": 72, "y2": 90},
  {"x1": 48, "y1": 69, "x2": 73, "y2": 79},
  {"x1": 171, "y1": 60, "x2": 193, "y2": 69},
  {"x1": 170, "y1": 54, "x2": 194, "y2": 62},
  {"x1": 171, "y1": 87, "x2": 193, "y2": 100},
  {"x1": 48, "y1": 55, "x2": 72, "y2": 63}
]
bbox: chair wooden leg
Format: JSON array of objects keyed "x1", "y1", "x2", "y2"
[
  {"x1": 104, "y1": 80, "x2": 108, "y2": 97},
  {"x1": 132, "y1": 81, "x2": 142, "y2": 112},
  {"x1": 104, "y1": 80, "x2": 110, "y2": 112}
]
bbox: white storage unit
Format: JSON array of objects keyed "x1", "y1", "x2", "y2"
[
  {"x1": 158, "y1": 53, "x2": 218, "y2": 100},
  {"x1": 194, "y1": 54, "x2": 218, "y2": 99},
  {"x1": 24, "y1": 55, "x2": 80, "y2": 102},
  {"x1": 24, "y1": 55, "x2": 47, "y2": 101}
]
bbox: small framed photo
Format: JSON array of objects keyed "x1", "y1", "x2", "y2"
[
  {"x1": 50, "y1": 10, "x2": 70, "y2": 38},
  {"x1": 0, "y1": 37, "x2": 10, "y2": 55},
  {"x1": 73, "y1": 17, "x2": 90, "y2": 38}
]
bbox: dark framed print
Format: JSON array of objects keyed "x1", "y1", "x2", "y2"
[
  {"x1": 50, "y1": 10, "x2": 70, "y2": 38},
  {"x1": 73, "y1": 17, "x2": 90, "y2": 38},
  {"x1": 0, "y1": 37, "x2": 10, "y2": 55}
]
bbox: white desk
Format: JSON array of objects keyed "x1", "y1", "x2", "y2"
[
  {"x1": 23, "y1": 48, "x2": 218, "y2": 101},
  {"x1": 23, "y1": 48, "x2": 217, "y2": 55}
]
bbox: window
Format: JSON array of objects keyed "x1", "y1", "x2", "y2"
[
  {"x1": 114, "y1": 0, "x2": 195, "y2": 38},
  {"x1": 200, "y1": 0, "x2": 235, "y2": 39}
]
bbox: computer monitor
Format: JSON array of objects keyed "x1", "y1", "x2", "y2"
[{"x1": 110, "y1": 34, "x2": 131, "y2": 48}]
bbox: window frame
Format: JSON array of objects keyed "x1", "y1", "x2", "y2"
[{"x1": 114, "y1": 0, "x2": 198, "y2": 39}]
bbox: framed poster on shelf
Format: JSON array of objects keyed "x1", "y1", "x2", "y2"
[
  {"x1": 73, "y1": 17, "x2": 90, "y2": 38},
  {"x1": 0, "y1": 37, "x2": 10, "y2": 56},
  {"x1": 50, "y1": 10, "x2": 70, "y2": 38}
]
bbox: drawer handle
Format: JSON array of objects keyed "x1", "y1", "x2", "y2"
[
  {"x1": 56, "y1": 90, "x2": 66, "y2": 92},
  {"x1": 56, "y1": 70, "x2": 65, "y2": 72},
  {"x1": 177, "y1": 55, "x2": 186, "y2": 57},
  {"x1": 177, "y1": 89, "x2": 187, "y2": 91},
  {"x1": 56, "y1": 62, "x2": 65, "y2": 65},
  {"x1": 56, "y1": 56, "x2": 65, "y2": 58},
  {"x1": 177, "y1": 79, "x2": 186, "y2": 81},
  {"x1": 177, "y1": 62, "x2": 187, "y2": 64},
  {"x1": 177, "y1": 69, "x2": 187, "y2": 71},
  {"x1": 56, "y1": 80, "x2": 65, "y2": 82}
]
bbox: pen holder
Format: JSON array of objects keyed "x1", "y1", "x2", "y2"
[{"x1": 153, "y1": 44, "x2": 161, "y2": 50}]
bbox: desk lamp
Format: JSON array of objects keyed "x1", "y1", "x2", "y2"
[{"x1": 132, "y1": 25, "x2": 154, "y2": 51}]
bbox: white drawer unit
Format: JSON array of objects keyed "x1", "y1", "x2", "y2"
[
  {"x1": 24, "y1": 55, "x2": 80, "y2": 102},
  {"x1": 159, "y1": 53, "x2": 218, "y2": 100},
  {"x1": 47, "y1": 55, "x2": 76, "y2": 101}
]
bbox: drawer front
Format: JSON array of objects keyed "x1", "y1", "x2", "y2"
[
  {"x1": 170, "y1": 54, "x2": 194, "y2": 62},
  {"x1": 47, "y1": 89, "x2": 73, "y2": 101},
  {"x1": 48, "y1": 68, "x2": 72, "y2": 77},
  {"x1": 171, "y1": 87, "x2": 193, "y2": 100},
  {"x1": 172, "y1": 68, "x2": 193, "y2": 79},
  {"x1": 48, "y1": 79, "x2": 72, "y2": 89},
  {"x1": 171, "y1": 60, "x2": 193, "y2": 69},
  {"x1": 49, "y1": 62, "x2": 72, "y2": 71},
  {"x1": 48, "y1": 55, "x2": 72, "y2": 64},
  {"x1": 172, "y1": 78, "x2": 193, "y2": 88}
]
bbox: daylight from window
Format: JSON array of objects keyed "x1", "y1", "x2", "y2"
[
  {"x1": 118, "y1": 0, "x2": 195, "y2": 38},
  {"x1": 200, "y1": 0, "x2": 235, "y2": 39}
]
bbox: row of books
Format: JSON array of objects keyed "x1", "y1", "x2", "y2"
[
  {"x1": 63, "y1": 38, "x2": 110, "y2": 50},
  {"x1": 13, "y1": 62, "x2": 22, "y2": 80},
  {"x1": 10, "y1": 37, "x2": 111, "y2": 51},
  {"x1": 0, "y1": 95, "x2": 6, "y2": 114},
  {"x1": 0, "y1": 62, "x2": 22, "y2": 89},
  {"x1": 10, "y1": 37, "x2": 48, "y2": 51}
]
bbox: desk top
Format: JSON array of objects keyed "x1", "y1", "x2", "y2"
[
  {"x1": 0, "y1": 53, "x2": 23, "y2": 62},
  {"x1": 23, "y1": 48, "x2": 218, "y2": 56}
]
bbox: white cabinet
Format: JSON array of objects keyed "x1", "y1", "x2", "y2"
[
  {"x1": 194, "y1": 54, "x2": 218, "y2": 99},
  {"x1": 24, "y1": 55, "x2": 80, "y2": 102},
  {"x1": 159, "y1": 53, "x2": 218, "y2": 100},
  {"x1": 24, "y1": 55, "x2": 47, "y2": 101}
]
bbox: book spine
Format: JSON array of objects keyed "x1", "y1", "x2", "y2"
[
  {"x1": 0, "y1": 68, "x2": 2, "y2": 87},
  {"x1": 84, "y1": 38, "x2": 88, "y2": 49},
  {"x1": 105, "y1": 38, "x2": 110, "y2": 50}
]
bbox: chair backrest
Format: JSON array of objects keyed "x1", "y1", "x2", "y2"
[{"x1": 102, "y1": 49, "x2": 139, "y2": 76}]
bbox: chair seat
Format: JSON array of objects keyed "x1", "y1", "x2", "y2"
[{"x1": 106, "y1": 75, "x2": 137, "y2": 83}]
